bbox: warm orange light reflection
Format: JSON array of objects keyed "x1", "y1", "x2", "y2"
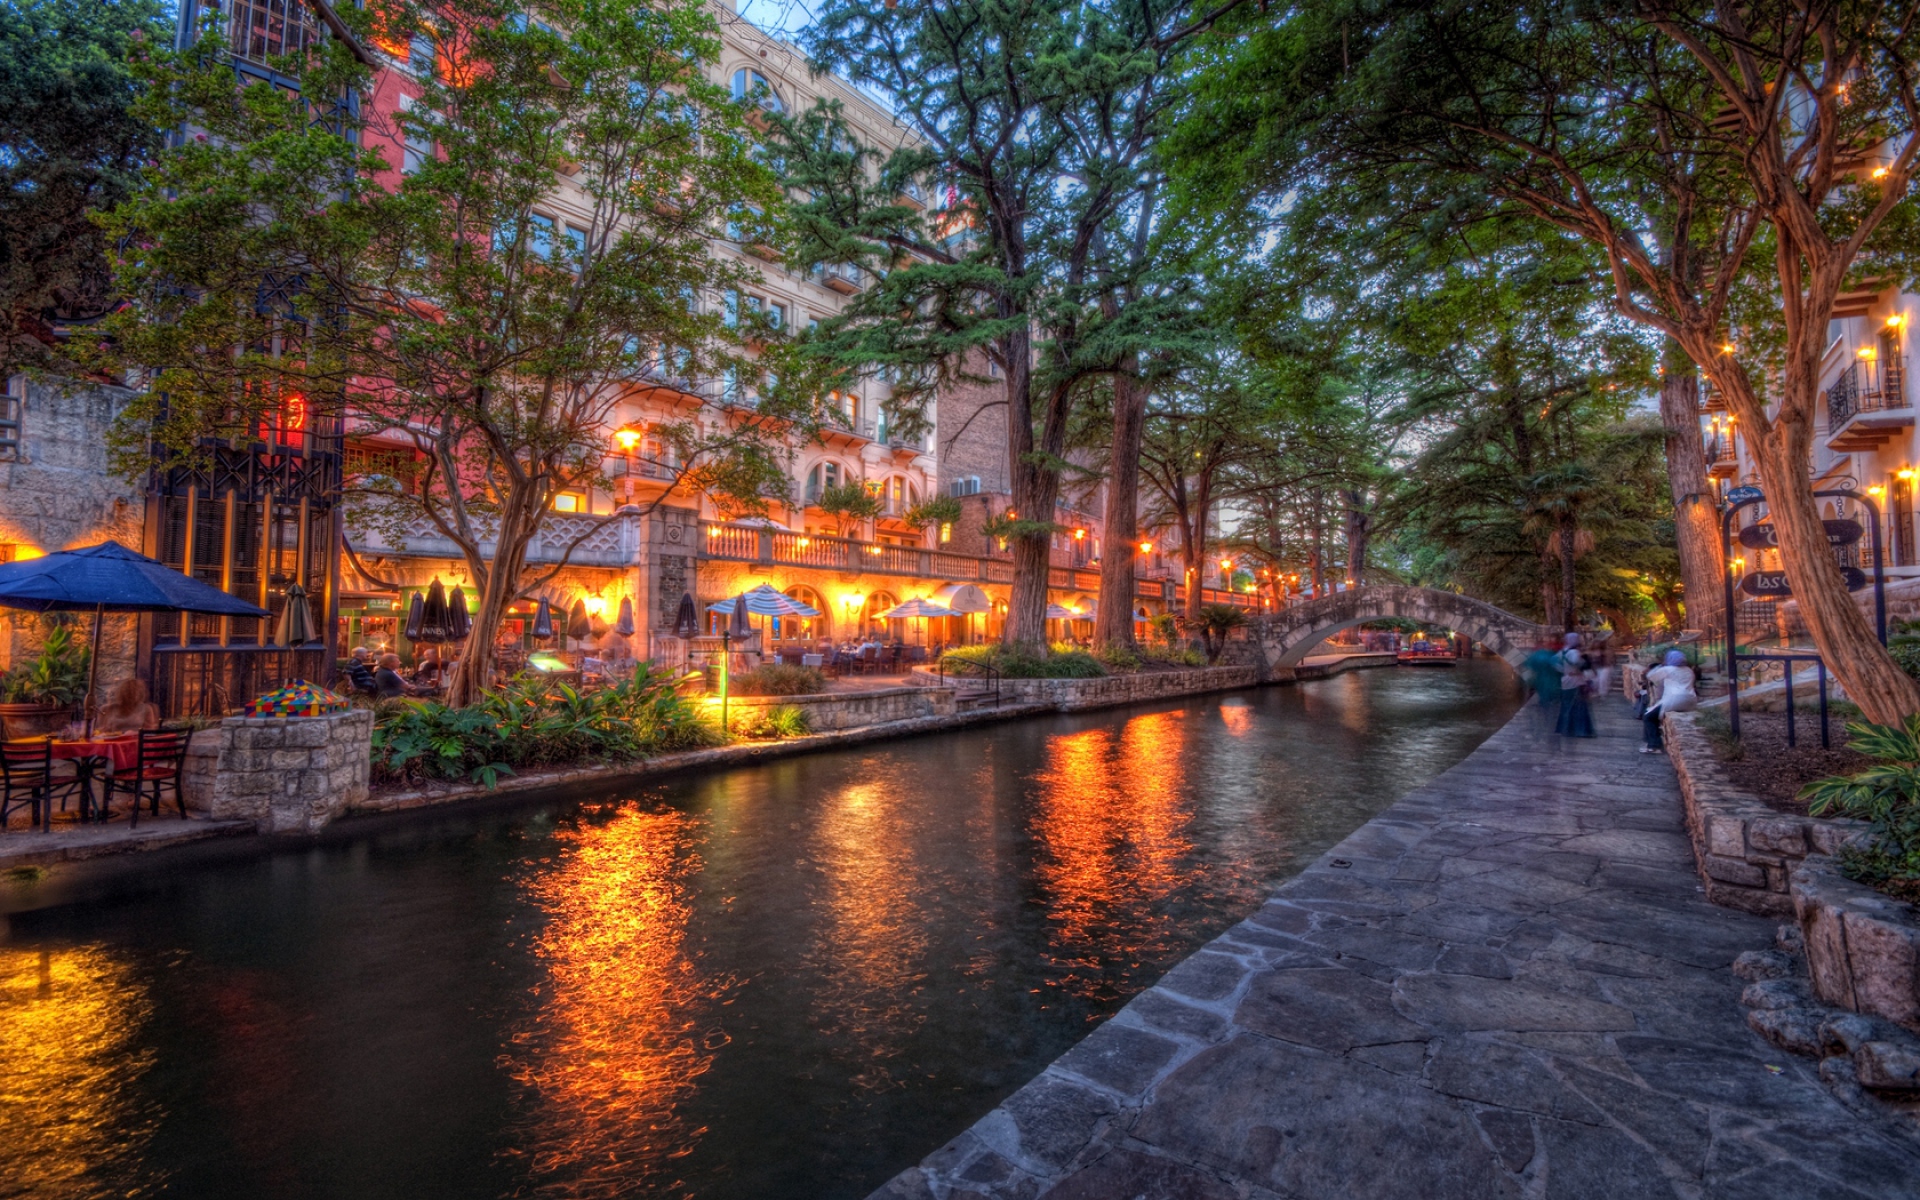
[
  {"x1": 811, "y1": 781, "x2": 930, "y2": 1087},
  {"x1": 0, "y1": 945, "x2": 159, "y2": 1194},
  {"x1": 1219, "y1": 701, "x2": 1255, "y2": 735},
  {"x1": 501, "y1": 806, "x2": 732, "y2": 1194},
  {"x1": 1029, "y1": 713, "x2": 1193, "y2": 1001}
]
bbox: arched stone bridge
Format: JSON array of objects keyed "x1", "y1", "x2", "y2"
[{"x1": 1253, "y1": 585, "x2": 1550, "y2": 673}]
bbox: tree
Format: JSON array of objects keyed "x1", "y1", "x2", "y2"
[
  {"x1": 1139, "y1": 357, "x2": 1266, "y2": 620},
  {"x1": 902, "y1": 492, "x2": 962, "y2": 536},
  {"x1": 1175, "y1": 0, "x2": 1920, "y2": 720},
  {"x1": 793, "y1": 0, "x2": 1228, "y2": 655},
  {"x1": 0, "y1": 0, "x2": 169, "y2": 379},
  {"x1": 815, "y1": 480, "x2": 884, "y2": 538},
  {"x1": 1189, "y1": 601, "x2": 1248, "y2": 663},
  {"x1": 97, "y1": 0, "x2": 812, "y2": 706}
]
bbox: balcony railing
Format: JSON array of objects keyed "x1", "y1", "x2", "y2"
[
  {"x1": 702, "y1": 523, "x2": 1117, "y2": 590},
  {"x1": 1827, "y1": 358, "x2": 1911, "y2": 429}
]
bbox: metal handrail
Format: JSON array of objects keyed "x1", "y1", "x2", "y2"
[{"x1": 934, "y1": 655, "x2": 1002, "y2": 708}]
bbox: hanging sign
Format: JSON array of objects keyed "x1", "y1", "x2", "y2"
[
  {"x1": 1725, "y1": 485, "x2": 1765, "y2": 506},
  {"x1": 1739, "y1": 566, "x2": 1868, "y2": 597},
  {"x1": 1736, "y1": 519, "x2": 1865, "y2": 550}
]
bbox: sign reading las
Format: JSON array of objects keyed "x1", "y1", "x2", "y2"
[
  {"x1": 1740, "y1": 566, "x2": 1869, "y2": 597},
  {"x1": 1736, "y1": 519, "x2": 1865, "y2": 550}
]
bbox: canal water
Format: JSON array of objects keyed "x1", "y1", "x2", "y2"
[{"x1": 0, "y1": 661, "x2": 1520, "y2": 1200}]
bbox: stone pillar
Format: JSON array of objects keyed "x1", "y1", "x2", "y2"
[{"x1": 208, "y1": 709, "x2": 373, "y2": 834}]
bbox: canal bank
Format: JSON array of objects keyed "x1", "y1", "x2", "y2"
[{"x1": 871, "y1": 695, "x2": 1920, "y2": 1200}]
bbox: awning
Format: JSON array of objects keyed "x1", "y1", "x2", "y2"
[{"x1": 932, "y1": 583, "x2": 991, "y2": 614}]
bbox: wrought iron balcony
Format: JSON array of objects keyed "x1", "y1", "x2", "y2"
[{"x1": 1826, "y1": 358, "x2": 1912, "y2": 452}]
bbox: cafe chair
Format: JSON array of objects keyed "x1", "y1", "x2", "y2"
[
  {"x1": 108, "y1": 730, "x2": 191, "y2": 829},
  {"x1": 1, "y1": 740, "x2": 80, "y2": 831}
]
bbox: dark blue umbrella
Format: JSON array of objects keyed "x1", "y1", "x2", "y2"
[{"x1": 0, "y1": 540, "x2": 269, "y2": 734}]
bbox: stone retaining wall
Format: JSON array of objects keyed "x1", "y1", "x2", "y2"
[
  {"x1": 207, "y1": 709, "x2": 373, "y2": 835},
  {"x1": 1662, "y1": 710, "x2": 1867, "y2": 916},
  {"x1": 992, "y1": 665, "x2": 1260, "y2": 711},
  {"x1": 1793, "y1": 857, "x2": 1920, "y2": 1035},
  {"x1": 724, "y1": 687, "x2": 956, "y2": 731}
]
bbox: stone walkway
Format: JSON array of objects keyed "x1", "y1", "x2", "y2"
[{"x1": 872, "y1": 698, "x2": 1920, "y2": 1199}]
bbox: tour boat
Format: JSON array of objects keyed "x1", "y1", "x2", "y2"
[{"x1": 1396, "y1": 641, "x2": 1457, "y2": 666}]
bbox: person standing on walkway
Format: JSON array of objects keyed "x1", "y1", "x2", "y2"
[
  {"x1": 1640, "y1": 649, "x2": 1699, "y2": 753},
  {"x1": 1556, "y1": 633, "x2": 1596, "y2": 738},
  {"x1": 1523, "y1": 639, "x2": 1563, "y2": 731}
]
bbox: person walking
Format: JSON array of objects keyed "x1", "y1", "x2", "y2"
[
  {"x1": 1640, "y1": 649, "x2": 1699, "y2": 753},
  {"x1": 1556, "y1": 633, "x2": 1596, "y2": 738},
  {"x1": 1522, "y1": 639, "x2": 1564, "y2": 732}
]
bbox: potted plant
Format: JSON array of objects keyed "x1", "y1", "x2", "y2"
[{"x1": 0, "y1": 622, "x2": 92, "y2": 738}]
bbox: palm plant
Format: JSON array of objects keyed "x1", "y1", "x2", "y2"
[{"x1": 1800, "y1": 716, "x2": 1920, "y2": 900}]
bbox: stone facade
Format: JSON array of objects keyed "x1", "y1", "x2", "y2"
[
  {"x1": 975, "y1": 665, "x2": 1261, "y2": 712},
  {"x1": 1793, "y1": 856, "x2": 1920, "y2": 1035},
  {"x1": 0, "y1": 375, "x2": 145, "y2": 684},
  {"x1": 1255, "y1": 585, "x2": 1546, "y2": 672},
  {"x1": 723, "y1": 686, "x2": 957, "y2": 731},
  {"x1": 207, "y1": 709, "x2": 373, "y2": 834},
  {"x1": 1663, "y1": 710, "x2": 1869, "y2": 915}
]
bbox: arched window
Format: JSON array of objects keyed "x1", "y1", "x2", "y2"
[
  {"x1": 864, "y1": 591, "x2": 898, "y2": 637},
  {"x1": 804, "y1": 461, "x2": 843, "y2": 504},
  {"x1": 730, "y1": 68, "x2": 783, "y2": 113},
  {"x1": 783, "y1": 584, "x2": 824, "y2": 641}
]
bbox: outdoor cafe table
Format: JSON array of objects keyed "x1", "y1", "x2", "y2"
[{"x1": 47, "y1": 735, "x2": 139, "y2": 829}]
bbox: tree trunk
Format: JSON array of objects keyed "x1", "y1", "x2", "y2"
[
  {"x1": 1001, "y1": 333, "x2": 1054, "y2": 656},
  {"x1": 1342, "y1": 488, "x2": 1371, "y2": 583},
  {"x1": 1558, "y1": 513, "x2": 1578, "y2": 631},
  {"x1": 1749, "y1": 429, "x2": 1919, "y2": 723},
  {"x1": 1656, "y1": 351, "x2": 1725, "y2": 639},
  {"x1": 1096, "y1": 369, "x2": 1148, "y2": 649},
  {"x1": 1309, "y1": 496, "x2": 1325, "y2": 595},
  {"x1": 445, "y1": 506, "x2": 532, "y2": 707}
]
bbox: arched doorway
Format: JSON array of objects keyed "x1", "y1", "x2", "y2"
[
  {"x1": 781, "y1": 584, "x2": 825, "y2": 643},
  {"x1": 861, "y1": 591, "x2": 898, "y2": 641}
]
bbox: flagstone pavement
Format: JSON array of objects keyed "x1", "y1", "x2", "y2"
[{"x1": 870, "y1": 697, "x2": 1920, "y2": 1200}]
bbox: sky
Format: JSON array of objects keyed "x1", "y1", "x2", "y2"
[{"x1": 735, "y1": 0, "x2": 814, "y2": 40}]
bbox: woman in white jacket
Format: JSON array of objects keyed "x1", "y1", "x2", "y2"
[{"x1": 1641, "y1": 650, "x2": 1699, "y2": 753}]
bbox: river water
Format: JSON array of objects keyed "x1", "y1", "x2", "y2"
[{"x1": 0, "y1": 661, "x2": 1520, "y2": 1200}]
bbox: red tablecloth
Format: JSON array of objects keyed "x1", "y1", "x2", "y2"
[{"x1": 50, "y1": 737, "x2": 140, "y2": 772}]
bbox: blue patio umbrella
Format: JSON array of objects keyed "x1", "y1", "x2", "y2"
[{"x1": 0, "y1": 540, "x2": 270, "y2": 734}]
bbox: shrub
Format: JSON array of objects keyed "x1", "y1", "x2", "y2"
[
  {"x1": 1190, "y1": 603, "x2": 1250, "y2": 664},
  {"x1": 729, "y1": 663, "x2": 825, "y2": 696},
  {"x1": 371, "y1": 665, "x2": 724, "y2": 788},
  {"x1": 1095, "y1": 644, "x2": 1143, "y2": 671},
  {"x1": 938, "y1": 646, "x2": 1106, "y2": 678},
  {"x1": 0, "y1": 621, "x2": 91, "y2": 706},
  {"x1": 734, "y1": 703, "x2": 811, "y2": 739},
  {"x1": 1799, "y1": 714, "x2": 1920, "y2": 901},
  {"x1": 1142, "y1": 644, "x2": 1206, "y2": 668},
  {"x1": 1890, "y1": 640, "x2": 1920, "y2": 683}
]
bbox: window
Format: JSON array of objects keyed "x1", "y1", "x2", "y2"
[
  {"x1": 565, "y1": 224, "x2": 587, "y2": 260},
  {"x1": 949, "y1": 476, "x2": 981, "y2": 497},
  {"x1": 408, "y1": 33, "x2": 437, "y2": 76},
  {"x1": 805, "y1": 461, "x2": 843, "y2": 504},
  {"x1": 939, "y1": 522, "x2": 952, "y2": 544},
  {"x1": 891, "y1": 477, "x2": 905, "y2": 513},
  {"x1": 227, "y1": 0, "x2": 317, "y2": 64},
  {"x1": 399, "y1": 96, "x2": 432, "y2": 174},
  {"x1": 768, "y1": 302, "x2": 786, "y2": 330},
  {"x1": 528, "y1": 213, "x2": 556, "y2": 258},
  {"x1": 552, "y1": 492, "x2": 586, "y2": 513},
  {"x1": 726, "y1": 204, "x2": 763, "y2": 243},
  {"x1": 0, "y1": 376, "x2": 20, "y2": 461},
  {"x1": 730, "y1": 68, "x2": 783, "y2": 113}
]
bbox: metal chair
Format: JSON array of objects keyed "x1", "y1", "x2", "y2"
[
  {"x1": 1, "y1": 740, "x2": 79, "y2": 831},
  {"x1": 107, "y1": 730, "x2": 191, "y2": 828}
]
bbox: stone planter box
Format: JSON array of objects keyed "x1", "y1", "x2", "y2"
[
  {"x1": 724, "y1": 687, "x2": 956, "y2": 732},
  {"x1": 180, "y1": 727, "x2": 222, "y2": 814},
  {"x1": 207, "y1": 709, "x2": 373, "y2": 835},
  {"x1": 1662, "y1": 710, "x2": 1868, "y2": 916},
  {"x1": 1793, "y1": 857, "x2": 1920, "y2": 1035}
]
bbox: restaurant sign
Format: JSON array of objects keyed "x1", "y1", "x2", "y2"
[
  {"x1": 1739, "y1": 566, "x2": 1869, "y2": 597},
  {"x1": 1737, "y1": 519, "x2": 1864, "y2": 550}
]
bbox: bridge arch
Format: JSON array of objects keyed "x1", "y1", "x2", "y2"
[{"x1": 1252, "y1": 585, "x2": 1549, "y2": 674}]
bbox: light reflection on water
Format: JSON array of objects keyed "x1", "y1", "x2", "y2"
[{"x1": 0, "y1": 662, "x2": 1520, "y2": 1200}]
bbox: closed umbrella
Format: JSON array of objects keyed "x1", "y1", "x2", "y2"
[
  {"x1": 274, "y1": 582, "x2": 318, "y2": 647},
  {"x1": 567, "y1": 598, "x2": 592, "y2": 640},
  {"x1": 448, "y1": 587, "x2": 471, "y2": 640},
  {"x1": 0, "y1": 540, "x2": 269, "y2": 740},
  {"x1": 728, "y1": 594, "x2": 751, "y2": 638},
  {"x1": 530, "y1": 597, "x2": 555, "y2": 640},
  {"x1": 672, "y1": 592, "x2": 698, "y2": 638},
  {"x1": 615, "y1": 596, "x2": 635, "y2": 638},
  {"x1": 416, "y1": 579, "x2": 452, "y2": 644},
  {"x1": 404, "y1": 592, "x2": 425, "y2": 641}
]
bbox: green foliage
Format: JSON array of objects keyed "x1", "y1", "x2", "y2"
[
  {"x1": 1145, "y1": 613, "x2": 1179, "y2": 645},
  {"x1": 940, "y1": 645, "x2": 1106, "y2": 679},
  {"x1": 733, "y1": 703, "x2": 810, "y2": 740},
  {"x1": 1094, "y1": 643, "x2": 1143, "y2": 671},
  {"x1": 1143, "y1": 644, "x2": 1207, "y2": 668},
  {"x1": 370, "y1": 666, "x2": 722, "y2": 787},
  {"x1": 1189, "y1": 603, "x2": 1249, "y2": 664},
  {"x1": 902, "y1": 494, "x2": 962, "y2": 531},
  {"x1": 0, "y1": 0, "x2": 169, "y2": 379},
  {"x1": 814, "y1": 480, "x2": 884, "y2": 535},
  {"x1": 0, "y1": 621, "x2": 90, "y2": 706},
  {"x1": 1889, "y1": 640, "x2": 1920, "y2": 684},
  {"x1": 729, "y1": 663, "x2": 826, "y2": 696},
  {"x1": 1800, "y1": 716, "x2": 1920, "y2": 898}
]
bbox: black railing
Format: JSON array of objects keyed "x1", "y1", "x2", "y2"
[
  {"x1": 935, "y1": 656, "x2": 1002, "y2": 708},
  {"x1": 1827, "y1": 357, "x2": 1910, "y2": 430}
]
